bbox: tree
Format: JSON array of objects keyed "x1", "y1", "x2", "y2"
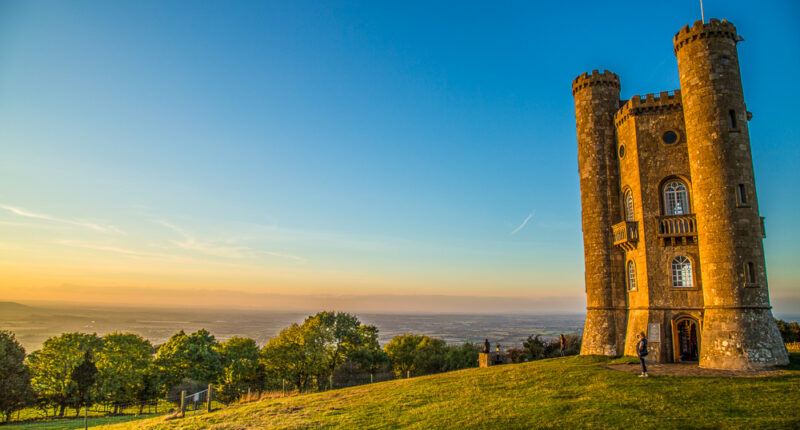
[
  {"x1": 384, "y1": 334, "x2": 422, "y2": 378},
  {"x1": 349, "y1": 325, "x2": 389, "y2": 378},
  {"x1": 384, "y1": 334, "x2": 448, "y2": 378},
  {"x1": 216, "y1": 337, "x2": 265, "y2": 402},
  {"x1": 96, "y1": 333, "x2": 154, "y2": 413},
  {"x1": 305, "y1": 312, "x2": 383, "y2": 386},
  {"x1": 443, "y1": 342, "x2": 480, "y2": 370},
  {"x1": 261, "y1": 323, "x2": 327, "y2": 391},
  {"x1": 155, "y1": 329, "x2": 223, "y2": 393},
  {"x1": 70, "y1": 351, "x2": 98, "y2": 416},
  {"x1": 260, "y1": 312, "x2": 384, "y2": 392},
  {"x1": 27, "y1": 333, "x2": 102, "y2": 417},
  {"x1": 0, "y1": 330, "x2": 33, "y2": 423}
]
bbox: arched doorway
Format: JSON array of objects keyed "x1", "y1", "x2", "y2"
[{"x1": 671, "y1": 318, "x2": 700, "y2": 362}]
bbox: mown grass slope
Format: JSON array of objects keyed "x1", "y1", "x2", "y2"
[{"x1": 104, "y1": 355, "x2": 800, "y2": 429}]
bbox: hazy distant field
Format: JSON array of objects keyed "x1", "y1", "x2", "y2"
[{"x1": 0, "y1": 302, "x2": 585, "y2": 353}]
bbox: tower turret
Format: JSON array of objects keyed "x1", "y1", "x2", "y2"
[
  {"x1": 674, "y1": 19, "x2": 788, "y2": 369},
  {"x1": 572, "y1": 70, "x2": 627, "y2": 355}
]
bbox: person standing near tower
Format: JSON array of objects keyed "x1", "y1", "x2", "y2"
[{"x1": 636, "y1": 332, "x2": 648, "y2": 377}]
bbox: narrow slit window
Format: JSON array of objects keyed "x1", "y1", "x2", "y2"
[
  {"x1": 737, "y1": 184, "x2": 747, "y2": 205},
  {"x1": 746, "y1": 262, "x2": 756, "y2": 284},
  {"x1": 729, "y1": 110, "x2": 737, "y2": 129}
]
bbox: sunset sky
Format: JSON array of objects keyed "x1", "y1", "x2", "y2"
[{"x1": 1, "y1": 1, "x2": 798, "y2": 313}]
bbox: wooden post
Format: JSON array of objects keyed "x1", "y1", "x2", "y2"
[
  {"x1": 180, "y1": 391, "x2": 186, "y2": 417},
  {"x1": 207, "y1": 384, "x2": 213, "y2": 413},
  {"x1": 406, "y1": 370, "x2": 410, "y2": 379},
  {"x1": 370, "y1": 373, "x2": 373, "y2": 384},
  {"x1": 84, "y1": 405, "x2": 88, "y2": 430},
  {"x1": 282, "y1": 379, "x2": 285, "y2": 397}
]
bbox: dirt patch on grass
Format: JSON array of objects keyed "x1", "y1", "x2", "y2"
[{"x1": 604, "y1": 362, "x2": 785, "y2": 377}]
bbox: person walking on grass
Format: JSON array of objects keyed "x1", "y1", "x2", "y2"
[
  {"x1": 636, "y1": 331, "x2": 649, "y2": 377},
  {"x1": 559, "y1": 334, "x2": 567, "y2": 356}
]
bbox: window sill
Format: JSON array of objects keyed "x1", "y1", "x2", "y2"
[{"x1": 670, "y1": 286, "x2": 701, "y2": 291}]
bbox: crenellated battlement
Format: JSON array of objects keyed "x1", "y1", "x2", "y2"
[
  {"x1": 614, "y1": 90, "x2": 682, "y2": 127},
  {"x1": 674, "y1": 18, "x2": 737, "y2": 55},
  {"x1": 572, "y1": 70, "x2": 620, "y2": 96}
]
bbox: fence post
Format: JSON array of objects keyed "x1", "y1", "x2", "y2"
[
  {"x1": 207, "y1": 384, "x2": 213, "y2": 413},
  {"x1": 370, "y1": 373, "x2": 373, "y2": 384},
  {"x1": 406, "y1": 370, "x2": 410, "y2": 379},
  {"x1": 282, "y1": 379, "x2": 285, "y2": 397},
  {"x1": 180, "y1": 391, "x2": 186, "y2": 417}
]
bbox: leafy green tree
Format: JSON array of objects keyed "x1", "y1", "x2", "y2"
[
  {"x1": 305, "y1": 312, "x2": 383, "y2": 386},
  {"x1": 412, "y1": 336, "x2": 447, "y2": 375},
  {"x1": 384, "y1": 334, "x2": 422, "y2": 378},
  {"x1": 349, "y1": 325, "x2": 389, "y2": 378},
  {"x1": 70, "y1": 351, "x2": 98, "y2": 416},
  {"x1": 155, "y1": 329, "x2": 223, "y2": 393},
  {"x1": 96, "y1": 333, "x2": 154, "y2": 413},
  {"x1": 260, "y1": 312, "x2": 385, "y2": 391},
  {"x1": 216, "y1": 336, "x2": 265, "y2": 402},
  {"x1": 27, "y1": 333, "x2": 102, "y2": 417},
  {"x1": 261, "y1": 323, "x2": 327, "y2": 391},
  {"x1": 0, "y1": 330, "x2": 33, "y2": 423},
  {"x1": 443, "y1": 342, "x2": 480, "y2": 371}
]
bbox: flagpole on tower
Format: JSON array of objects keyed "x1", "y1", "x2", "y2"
[{"x1": 700, "y1": 0, "x2": 705, "y2": 23}]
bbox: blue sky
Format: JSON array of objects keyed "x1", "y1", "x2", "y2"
[{"x1": 0, "y1": 1, "x2": 798, "y2": 313}]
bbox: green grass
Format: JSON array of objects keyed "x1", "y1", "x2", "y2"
[
  {"x1": 101, "y1": 353, "x2": 800, "y2": 429},
  {"x1": 5, "y1": 401, "x2": 177, "y2": 429}
]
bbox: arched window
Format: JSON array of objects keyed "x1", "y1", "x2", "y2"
[
  {"x1": 671, "y1": 256, "x2": 694, "y2": 287},
  {"x1": 664, "y1": 181, "x2": 690, "y2": 215},
  {"x1": 627, "y1": 260, "x2": 637, "y2": 291},
  {"x1": 625, "y1": 191, "x2": 635, "y2": 221}
]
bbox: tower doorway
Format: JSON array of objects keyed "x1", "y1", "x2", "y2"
[{"x1": 672, "y1": 318, "x2": 699, "y2": 362}]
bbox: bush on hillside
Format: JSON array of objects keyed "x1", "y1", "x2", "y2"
[{"x1": 776, "y1": 319, "x2": 800, "y2": 343}]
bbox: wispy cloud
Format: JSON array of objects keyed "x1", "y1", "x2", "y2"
[
  {"x1": 0, "y1": 204, "x2": 124, "y2": 234},
  {"x1": 157, "y1": 220, "x2": 306, "y2": 262},
  {"x1": 510, "y1": 210, "x2": 536, "y2": 235},
  {"x1": 54, "y1": 240, "x2": 167, "y2": 258}
]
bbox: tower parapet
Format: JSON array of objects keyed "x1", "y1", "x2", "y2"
[
  {"x1": 572, "y1": 70, "x2": 620, "y2": 96},
  {"x1": 614, "y1": 90, "x2": 682, "y2": 127},
  {"x1": 673, "y1": 19, "x2": 737, "y2": 55}
]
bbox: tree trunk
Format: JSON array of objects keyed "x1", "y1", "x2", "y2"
[
  {"x1": 58, "y1": 404, "x2": 65, "y2": 417},
  {"x1": 138, "y1": 403, "x2": 144, "y2": 415}
]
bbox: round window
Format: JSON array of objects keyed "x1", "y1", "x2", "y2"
[
  {"x1": 662, "y1": 130, "x2": 679, "y2": 144},
  {"x1": 618, "y1": 145, "x2": 625, "y2": 158}
]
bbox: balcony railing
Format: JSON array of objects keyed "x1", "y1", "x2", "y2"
[
  {"x1": 657, "y1": 214, "x2": 697, "y2": 244},
  {"x1": 612, "y1": 221, "x2": 638, "y2": 251}
]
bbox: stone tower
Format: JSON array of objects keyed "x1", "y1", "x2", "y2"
[
  {"x1": 572, "y1": 71, "x2": 627, "y2": 355},
  {"x1": 674, "y1": 19, "x2": 788, "y2": 369},
  {"x1": 572, "y1": 19, "x2": 788, "y2": 369}
]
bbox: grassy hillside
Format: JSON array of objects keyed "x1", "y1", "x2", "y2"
[{"x1": 103, "y1": 355, "x2": 800, "y2": 429}]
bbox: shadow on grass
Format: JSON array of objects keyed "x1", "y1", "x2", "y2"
[{"x1": 781, "y1": 352, "x2": 800, "y2": 371}]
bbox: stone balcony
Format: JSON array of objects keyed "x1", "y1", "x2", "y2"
[
  {"x1": 612, "y1": 221, "x2": 638, "y2": 251},
  {"x1": 657, "y1": 214, "x2": 697, "y2": 245}
]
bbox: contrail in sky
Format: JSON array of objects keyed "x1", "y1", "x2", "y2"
[{"x1": 510, "y1": 210, "x2": 535, "y2": 235}]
